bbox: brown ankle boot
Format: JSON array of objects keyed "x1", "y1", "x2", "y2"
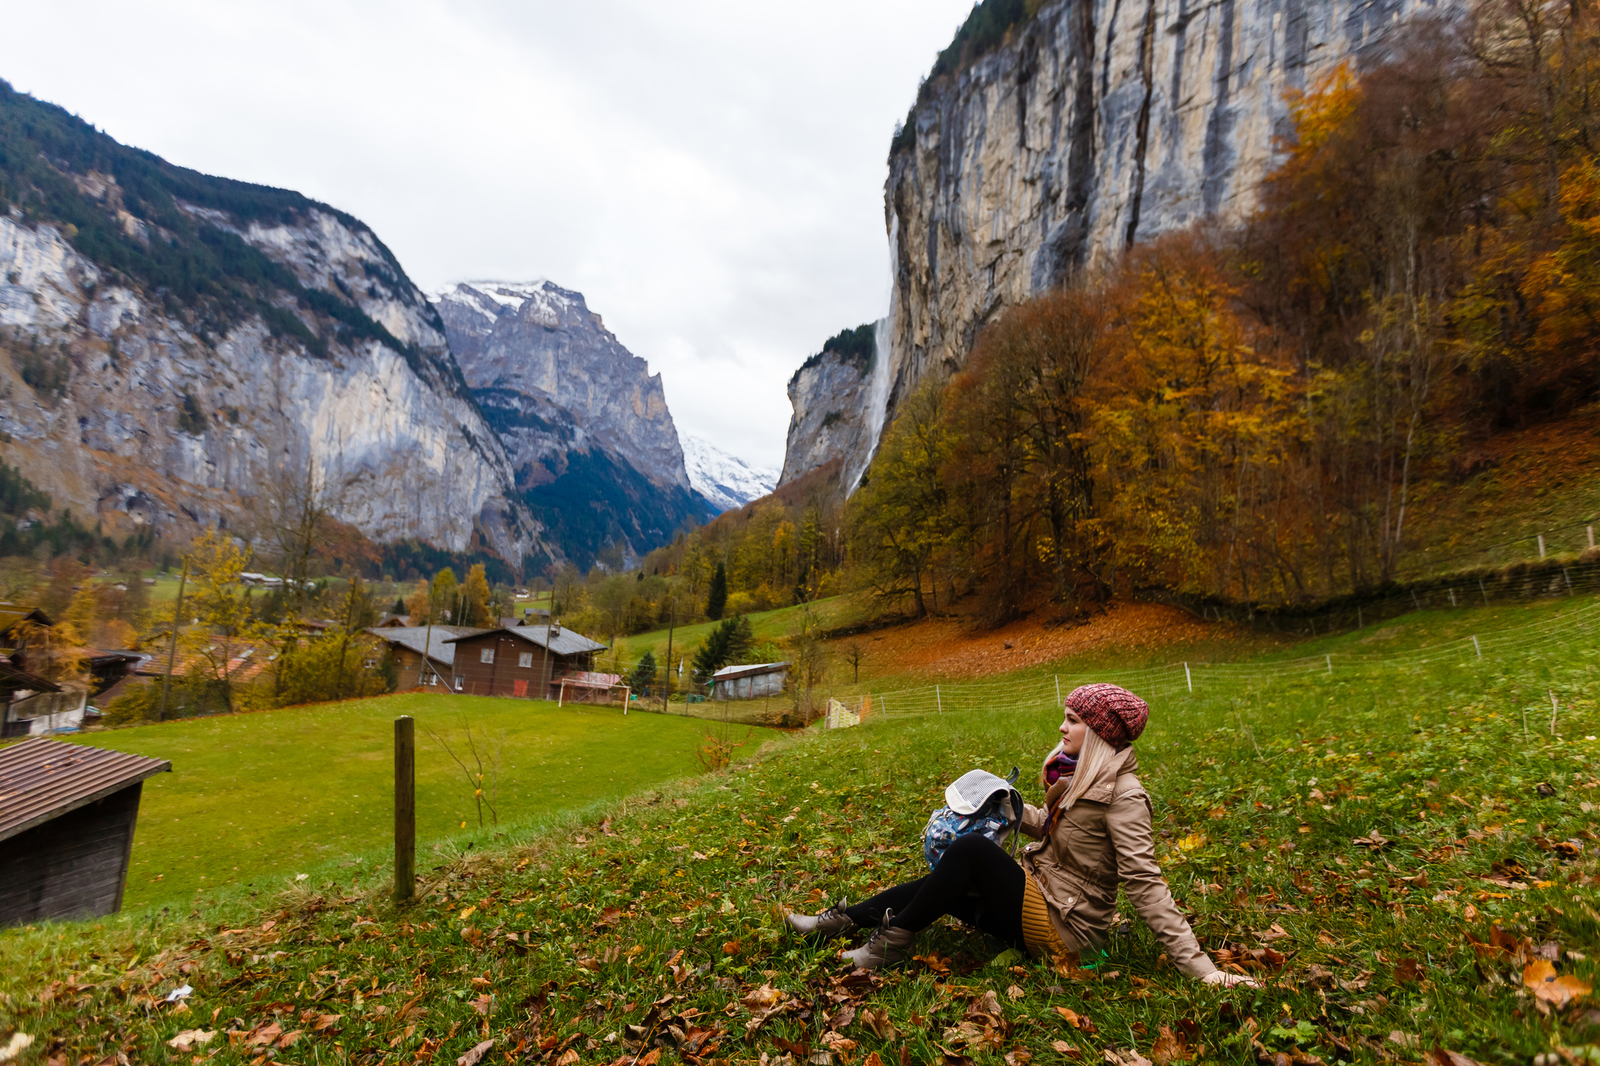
[{"x1": 839, "y1": 909, "x2": 915, "y2": 970}]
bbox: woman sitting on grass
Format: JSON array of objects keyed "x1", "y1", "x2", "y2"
[{"x1": 786, "y1": 683, "x2": 1255, "y2": 986}]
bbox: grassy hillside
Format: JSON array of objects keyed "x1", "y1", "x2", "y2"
[
  {"x1": 60, "y1": 693, "x2": 781, "y2": 911},
  {"x1": 3, "y1": 596, "x2": 1596, "y2": 1064},
  {"x1": 614, "y1": 594, "x2": 869, "y2": 675}
]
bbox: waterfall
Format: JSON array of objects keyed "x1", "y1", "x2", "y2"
[{"x1": 848, "y1": 216, "x2": 898, "y2": 494}]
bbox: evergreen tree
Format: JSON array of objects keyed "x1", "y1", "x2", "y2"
[
  {"x1": 630, "y1": 650, "x2": 657, "y2": 695},
  {"x1": 691, "y1": 615, "x2": 753, "y2": 679},
  {"x1": 706, "y1": 561, "x2": 728, "y2": 621}
]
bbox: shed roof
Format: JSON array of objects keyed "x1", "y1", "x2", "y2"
[
  {"x1": 444, "y1": 626, "x2": 606, "y2": 656},
  {"x1": 366, "y1": 626, "x2": 487, "y2": 668},
  {"x1": 0, "y1": 738, "x2": 170, "y2": 842},
  {"x1": 712, "y1": 661, "x2": 790, "y2": 682}
]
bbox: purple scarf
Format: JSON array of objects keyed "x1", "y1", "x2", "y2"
[
  {"x1": 1042, "y1": 749, "x2": 1078, "y2": 838},
  {"x1": 1044, "y1": 749, "x2": 1078, "y2": 787}
]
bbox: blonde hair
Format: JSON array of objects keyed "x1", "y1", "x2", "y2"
[{"x1": 1052, "y1": 729, "x2": 1117, "y2": 816}]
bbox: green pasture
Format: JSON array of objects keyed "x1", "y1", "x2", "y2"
[
  {"x1": 62, "y1": 693, "x2": 780, "y2": 911},
  {"x1": 4, "y1": 594, "x2": 1599, "y2": 1065},
  {"x1": 612, "y1": 592, "x2": 868, "y2": 672}
]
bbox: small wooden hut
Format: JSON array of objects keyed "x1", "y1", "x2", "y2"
[
  {"x1": 0, "y1": 738, "x2": 170, "y2": 925},
  {"x1": 710, "y1": 662, "x2": 790, "y2": 700}
]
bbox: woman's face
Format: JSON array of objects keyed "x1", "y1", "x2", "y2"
[{"x1": 1059, "y1": 710, "x2": 1088, "y2": 756}]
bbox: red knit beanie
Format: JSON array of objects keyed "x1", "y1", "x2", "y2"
[{"x1": 1065, "y1": 683, "x2": 1149, "y2": 751}]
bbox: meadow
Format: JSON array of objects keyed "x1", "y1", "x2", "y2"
[
  {"x1": 63, "y1": 693, "x2": 781, "y2": 911},
  {"x1": 1, "y1": 594, "x2": 1597, "y2": 1065}
]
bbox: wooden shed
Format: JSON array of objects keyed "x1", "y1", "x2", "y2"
[
  {"x1": 710, "y1": 662, "x2": 790, "y2": 700},
  {"x1": 0, "y1": 738, "x2": 170, "y2": 926}
]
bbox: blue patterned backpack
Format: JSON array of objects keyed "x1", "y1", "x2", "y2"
[{"x1": 922, "y1": 767, "x2": 1024, "y2": 870}]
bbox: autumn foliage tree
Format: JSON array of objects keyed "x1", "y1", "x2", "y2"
[{"x1": 851, "y1": 3, "x2": 1600, "y2": 617}]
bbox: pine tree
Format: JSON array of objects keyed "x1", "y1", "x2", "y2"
[{"x1": 706, "y1": 562, "x2": 728, "y2": 621}]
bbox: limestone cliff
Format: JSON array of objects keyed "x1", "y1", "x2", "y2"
[
  {"x1": 0, "y1": 82, "x2": 538, "y2": 560},
  {"x1": 778, "y1": 322, "x2": 887, "y2": 490},
  {"x1": 784, "y1": 0, "x2": 1440, "y2": 486}
]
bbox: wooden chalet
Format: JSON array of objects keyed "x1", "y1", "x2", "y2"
[
  {"x1": 0, "y1": 738, "x2": 170, "y2": 925},
  {"x1": 364, "y1": 626, "x2": 489, "y2": 690},
  {"x1": 0, "y1": 604, "x2": 74, "y2": 738},
  {"x1": 443, "y1": 623, "x2": 607, "y2": 700}
]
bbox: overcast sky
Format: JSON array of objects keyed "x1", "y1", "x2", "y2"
[{"x1": 1, "y1": 0, "x2": 975, "y2": 471}]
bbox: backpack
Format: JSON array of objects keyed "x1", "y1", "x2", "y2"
[{"x1": 922, "y1": 767, "x2": 1024, "y2": 870}]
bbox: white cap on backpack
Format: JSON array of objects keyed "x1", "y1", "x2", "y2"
[{"x1": 944, "y1": 769, "x2": 1019, "y2": 815}]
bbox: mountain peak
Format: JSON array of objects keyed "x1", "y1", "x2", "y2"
[{"x1": 682, "y1": 434, "x2": 778, "y2": 513}]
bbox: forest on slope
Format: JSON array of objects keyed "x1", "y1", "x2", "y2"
[{"x1": 850, "y1": 2, "x2": 1600, "y2": 622}]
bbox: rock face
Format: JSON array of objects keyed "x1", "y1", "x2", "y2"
[
  {"x1": 780, "y1": 349, "x2": 882, "y2": 492},
  {"x1": 785, "y1": 0, "x2": 1440, "y2": 484},
  {"x1": 434, "y1": 281, "x2": 713, "y2": 566},
  {"x1": 681, "y1": 433, "x2": 778, "y2": 514},
  {"x1": 0, "y1": 85, "x2": 537, "y2": 559},
  {"x1": 436, "y1": 281, "x2": 688, "y2": 489},
  {"x1": 778, "y1": 322, "x2": 891, "y2": 491}
]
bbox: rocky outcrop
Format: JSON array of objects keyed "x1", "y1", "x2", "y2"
[
  {"x1": 780, "y1": 346, "x2": 878, "y2": 491},
  {"x1": 0, "y1": 100, "x2": 538, "y2": 562},
  {"x1": 436, "y1": 281, "x2": 688, "y2": 489},
  {"x1": 785, "y1": 0, "x2": 1439, "y2": 483}
]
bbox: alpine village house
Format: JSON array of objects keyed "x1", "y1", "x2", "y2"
[{"x1": 367, "y1": 616, "x2": 615, "y2": 702}]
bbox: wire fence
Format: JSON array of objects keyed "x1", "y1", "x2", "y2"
[
  {"x1": 822, "y1": 594, "x2": 1600, "y2": 726},
  {"x1": 1158, "y1": 553, "x2": 1600, "y2": 637}
]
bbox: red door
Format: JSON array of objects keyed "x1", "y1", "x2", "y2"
[{"x1": 513, "y1": 679, "x2": 528, "y2": 698}]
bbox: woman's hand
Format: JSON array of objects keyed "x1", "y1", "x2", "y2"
[{"x1": 1201, "y1": 969, "x2": 1259, "y2": 988}]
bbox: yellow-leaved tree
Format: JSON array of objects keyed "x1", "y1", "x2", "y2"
[{"x1": 178, "y1": 529, "x2": 266, "y2": 715}]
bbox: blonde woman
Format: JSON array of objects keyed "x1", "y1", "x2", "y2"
[{"x1": 786, "y1": 683, "x2": 1256, "y2": 986}]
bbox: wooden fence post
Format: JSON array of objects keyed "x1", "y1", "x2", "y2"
[{"x1": 395, "y1": 716, "x2": 415, "y2": 903}]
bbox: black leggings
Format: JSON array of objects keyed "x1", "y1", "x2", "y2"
[{"x1": 844, "y1": 834, "x2": 1025, "y2": 947}]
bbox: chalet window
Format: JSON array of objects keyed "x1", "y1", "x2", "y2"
[
  {"x1": 455, "y1": 677, "x2": 464, "y2": 690},
  {"x1": 480, "y1": 648, "x2": 495, "y2": 664},
  {"x1": 518, "y1": 652, "x2": 533, "y2": 668}
]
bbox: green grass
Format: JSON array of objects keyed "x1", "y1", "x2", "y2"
[
  {"x1": 59, "y1": 693, "x2": 779, "y2": 912},
  {"x1": 4, "y1": 598, "x2": 1599, "y2": 1065},
  {"x1": 614, "y1": 593, "x2": 869, "y2": 672}
]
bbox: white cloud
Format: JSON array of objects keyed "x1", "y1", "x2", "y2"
[{"x1": 0, "y1": 0, "x2": 974, "y2": 469}]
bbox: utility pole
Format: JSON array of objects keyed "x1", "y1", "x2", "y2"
[
  {"x1": 662, "y1": 594, "x2": 676, "y2": 713},
  {"x1": 541, "y1": 618, "x2": 552, "y2": 703},
  {"x1": 158, "y1": 558, "x2": 189, "y2": 723}
]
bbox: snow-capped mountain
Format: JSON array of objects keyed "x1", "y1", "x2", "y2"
[{"x1": 682, "y1": 434, "x2": 778, "y2": 513}]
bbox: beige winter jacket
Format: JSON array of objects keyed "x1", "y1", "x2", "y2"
[{"x1": 1018, "y1": 746, "x2": 1217, "y2": 978}]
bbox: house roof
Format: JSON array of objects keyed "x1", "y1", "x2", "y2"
[
  {"x1": 366, "y1": 626, "x2": 488, "y2": 668},
  {"x1": 712, "y1": 661, "x2": 790, "y2": 682},
  {"x1": 0, "y1": 604, "x2": 52, "y2": 636},
  {"x1": 133, "y1": 643, "x2": 269, "y2": 684},
  {"x1": 0, "y1": 660, "x2": 61, "y2": 694},
  {"x1": 443, "y1": 626, "x2": 606, "y2": 656},
  {"x1": 0, "y1": 737, "x2": 170, "y2": 842}
]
